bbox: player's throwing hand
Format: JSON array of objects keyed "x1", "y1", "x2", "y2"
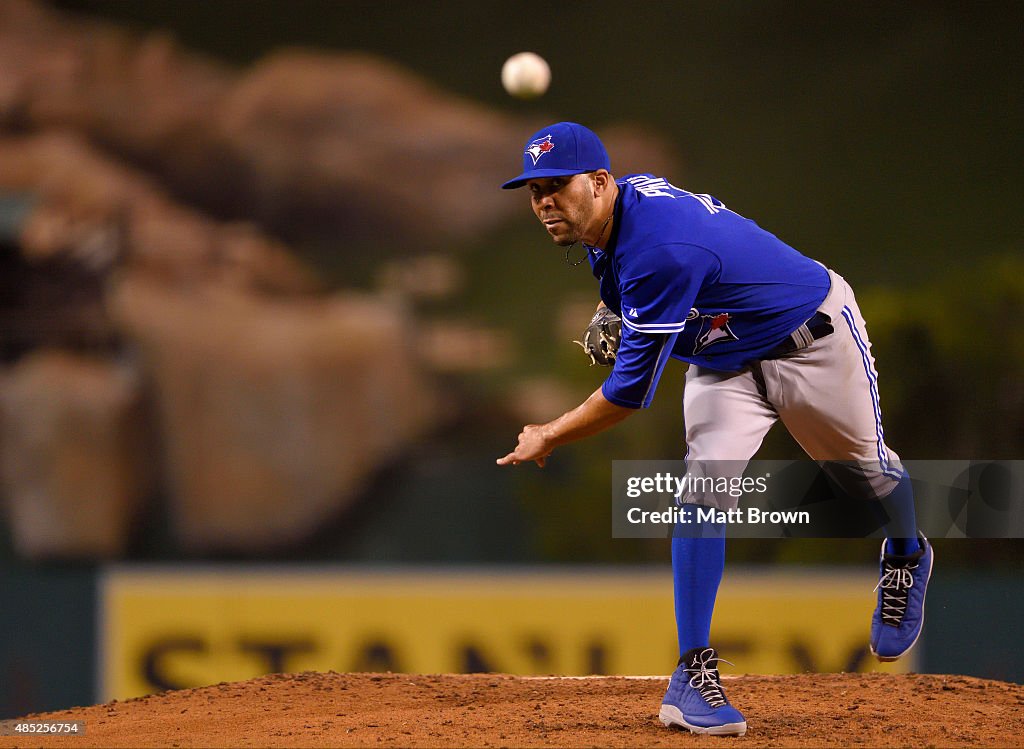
[{"x1": 497, "y1": 424, "x2": 552, "y2": 467}]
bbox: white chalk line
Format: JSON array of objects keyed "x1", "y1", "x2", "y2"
[{"x1": 519, "y1": 675, "x2": 740, "y2": 681}]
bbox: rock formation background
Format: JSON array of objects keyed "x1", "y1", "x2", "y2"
[{"x1": 0, "y1": 0, "x2": 678, "y2": 559}]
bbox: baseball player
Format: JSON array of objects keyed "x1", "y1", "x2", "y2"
[{"x1": 496, "y1": 122, "x2": 933, "y2": 736}]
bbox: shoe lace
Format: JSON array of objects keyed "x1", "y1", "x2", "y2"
[
  {"x1": 874, "y1": 561, "x2": 918, "y2": 625},
  {"x1": 686, "y1": 648, "x2": 733, "y2": 708}
]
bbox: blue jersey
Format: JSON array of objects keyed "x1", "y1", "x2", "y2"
[{"x1": 590, "y1": 174, "x2": 830, "y2": 409}]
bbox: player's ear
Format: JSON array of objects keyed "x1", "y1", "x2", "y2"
[{"x1": 592, "y1": 169, "x2": 611, "y2": 197}]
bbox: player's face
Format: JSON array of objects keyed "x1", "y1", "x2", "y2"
[{"x1": 526, "y1": 174, "x2": 596, "y2": 247}]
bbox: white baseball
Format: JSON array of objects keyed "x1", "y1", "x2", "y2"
[{"x1": 501, "y1": 52, "x2": 551, "y2": 99}]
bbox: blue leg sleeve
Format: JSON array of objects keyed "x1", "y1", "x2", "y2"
[
  {"x1": 671, "y1": 520, "x2": 725, "y2": 656},
  {"x1": 882, "y1": 473, "x2": 921, "y2": 555}
]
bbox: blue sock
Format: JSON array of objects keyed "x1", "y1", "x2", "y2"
[
  {"x1": 671, "y1": 519, "x2": 725, "y2": 656},
  {"x1": 882, "y1": 473, "x2": 921, "y2": 556}
]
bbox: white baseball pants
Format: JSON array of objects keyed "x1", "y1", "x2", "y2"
[{"x1": 681, "y1": 268, "x2": 903, "y2": 507}]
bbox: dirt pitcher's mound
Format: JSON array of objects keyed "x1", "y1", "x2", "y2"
[{"x1": 4, "y1": 671, "x2": 1024, "y2": 748}]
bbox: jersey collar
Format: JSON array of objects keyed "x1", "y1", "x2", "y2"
[{"x1": 602, "y1": 183, "x2": 625, "y2": 256}]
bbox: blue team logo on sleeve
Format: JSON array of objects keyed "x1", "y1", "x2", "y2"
[
  {"x1": 692, "y1": 310, "x2": 740, "y2": 354},
  {"x1": 526, "y1": 135, "x2": 555, "y2": 165}
]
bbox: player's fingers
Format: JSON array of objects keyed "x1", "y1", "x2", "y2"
[
  {"x1": 535, "y1": 456, "x2": 546, "y2": 468},
  {"x1": 496, "y1": 453, "x2": 519, "y2": 466}
]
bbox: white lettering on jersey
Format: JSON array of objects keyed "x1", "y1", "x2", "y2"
[
  {"x1": 626, "y1": 175, "x2": 681, "y2": 199},
  {"x1": 625, "y1": 176, "x2": 729, "y2": 215},
  {"x1": 628, "y1": 307, "x2": 639, "y2": 318}
]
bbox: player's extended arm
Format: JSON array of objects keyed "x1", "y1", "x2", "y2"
[{"x1": 496, "y1": 387, "x2": 633, "y2": 468}]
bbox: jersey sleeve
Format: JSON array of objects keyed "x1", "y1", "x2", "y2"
[
  {"x1": 600, "y1": 244, "x2": 717, "y2": 409},
  {"x1": 617, "y1": 244, "x2": 718, "y2": 334},
  {"x1": 601, "y1": 327, "x2": 680, "y2": 408}
]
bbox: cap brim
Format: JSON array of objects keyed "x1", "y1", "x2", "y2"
[{"x1": 500, "y1": 167, "x2": 593, "y2": 190}]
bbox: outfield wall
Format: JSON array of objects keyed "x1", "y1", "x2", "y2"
[
  {"x1": 98, "y1": 567, "x2": 910, "y2": 701},
  {"x1": 2, "y1": 565, "x2": 1020, "y2": 717}
]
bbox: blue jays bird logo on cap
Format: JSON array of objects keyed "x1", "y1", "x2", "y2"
[
  {"x1": 525, "y1": 134, "x2": 555, "y2": 165},
  {"x1": 501, "y1": 122, "x2": 610, "y2": 189}
]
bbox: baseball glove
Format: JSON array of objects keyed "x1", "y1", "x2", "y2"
[{"x1": 574, "y1": 306, "x2": 622, "y2": 366}]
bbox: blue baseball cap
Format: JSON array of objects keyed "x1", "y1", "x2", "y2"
[{"x1": 501, "y1": 122, "x2": 611, "y2": 189}]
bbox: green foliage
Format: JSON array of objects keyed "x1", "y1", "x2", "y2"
[{"x1": 859, "y1": 251, "x2": 1024, "y2": 459}]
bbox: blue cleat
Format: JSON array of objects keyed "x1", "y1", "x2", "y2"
[
  {"x1": 659, "y1": 647, "x2": 747, "y2": 736},
  {"x1": 870, "y1": 533, "x2": 934, "y2": 661}
]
